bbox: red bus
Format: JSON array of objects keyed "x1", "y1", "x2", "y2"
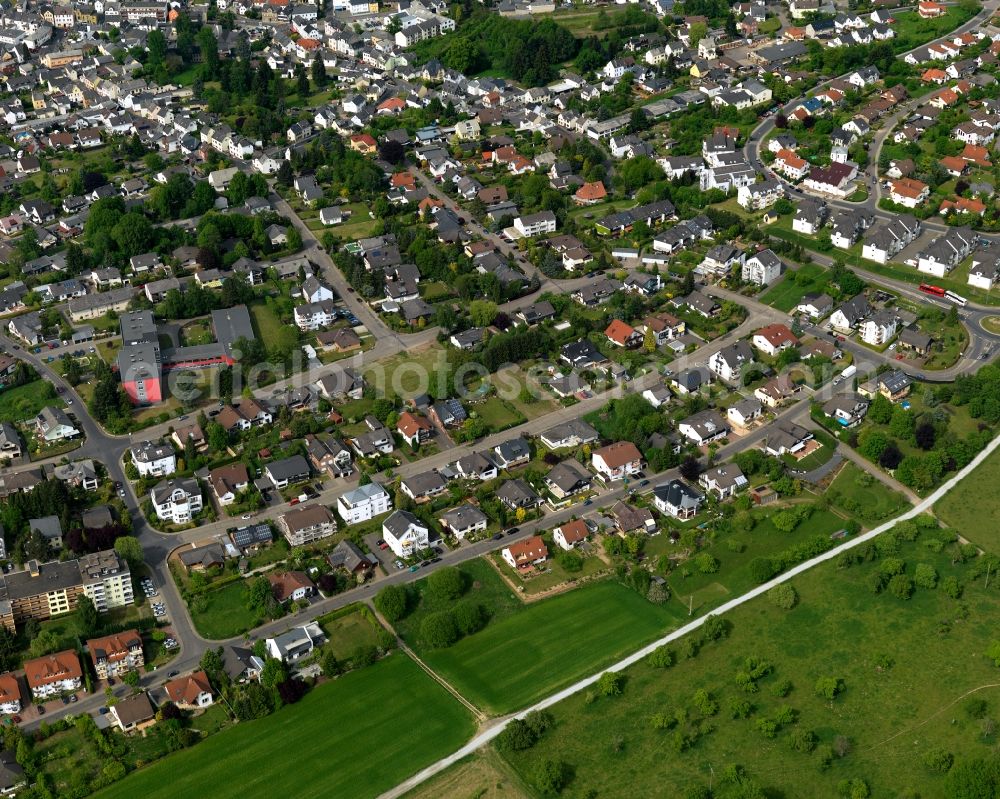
[{"x1": 919, "y1": 283, "x2": 946, "y2": 297}]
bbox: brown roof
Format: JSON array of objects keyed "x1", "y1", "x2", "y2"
[
  {"x1": 266, "y1": 570, "x2": 314, "y2": 603},
  {"x1": 280, "y1": 504, "x2": 335, "y2": 532},
  {"x1": 556, "y1": 519, "x2": 589, "y2": 545},
  {"x1": 165, "y1": 670, "x2": 213, "y2": 706},
  {"x1": 574, "y1": 181, "x2": 607, "y2": 202},
  {"x1": 397, "y1": 411, "x2": 432, "y2": 438},
  {"x1": 113, "y1": 692, "x2": 155, "y2": 726},
  {"x1": 755, "y1": 323, "x2": 799, "y2": 348},
  {"x1": 87, "y1": 630, "x2": 142, "y2": 665},
  {"x1": 595, "y1": 441, "x2": 643, "y2": 469},
  {"x1": 0, "y1": 673, "x2": 20, "y2": 705},
  {"x1": 215, "y1": 405, "x2": 246, "y2": 431},
  {"x1": 890, "y1": 177, "x2": 928, "y2": 199},
  {"x1": 23, "y1": 650, "x2": 82, "y2": 689},
  {"x1": 505, "y1": 535, "x2": 548, "y2": 565},
  {"x1": 210, "y1": 462, "x2": 249, "y2": 497},
  {"x1": 605, "y1": 319, "x2": 637, "y2": 345}
]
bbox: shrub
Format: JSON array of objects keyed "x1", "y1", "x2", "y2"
[
  {"x1": 768, "y1": 584, "x2": 798, "y2": 610},
  {"x1": 694, "y1": 553, "x2": 720, "y2": 574},
  {"x1": 453, "y1": 601, "x2": 488, "y2": 636},
  {"x1": 888, "y1": 574, "x2": 914, "y2": 600},
  {"x1": 815, "y1": 676, "x2": 844, "y2": 701},
  {"x1": 496, "y1": 718, "x2": 538, "y2": 752},
  {"x1": 647, "y1": 646, "x2": 675, "y2": 669},
  {"x1": 419, "y1": 611, "x2": 458, "y2": 649},
  {"x1": 374, "y1": 584, "x2": 409, "y2": 622},
  {"x1": 426, "y1": 567, "x2": 466, "y2": 601},
  {"x1": 922, "y1": 748, "x2": 954, "y2": 773},
  {"x1": 533, "y1": 759, "x2": 570, "y2": 796},
  {"x1": 790, "y1": 728, "x2": 817, "y2": 753},
  {"x1": 749, "y1": 557, "x2": 778, "y2": 584},
  {"x1": 914, "y1": 563, "x2": 938, "y2": 589},
  {"x1": 598, "y1": 671, "x2": 624, "y2": 697}
]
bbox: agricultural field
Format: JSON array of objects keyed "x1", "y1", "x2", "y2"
[
  {"x1": 413, "y1": 578, "x2": 683, "y2": 714},
  {"x1": 499, "y1": 517, "x2": 1000, "y2": 798},
  {"x1": 95, "y1": 653, "x2": 476, "y2": 799}
]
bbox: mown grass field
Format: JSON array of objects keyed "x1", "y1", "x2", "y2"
[
  {"x1": 500, "y1": 519, "x2": 1000, "y2": 798},
  {"x1": 936, "y1": 443, "x2": 1000, "y2": 551},
  {"x1": 416, "y1": 580, "x2": 683, "y2": 714},
  {"x1": 96, "y1": 653, "x2": 476, "y2": 799},
  {"x1": 319, "y1": 605, "x2": 386, "y2": 660}
]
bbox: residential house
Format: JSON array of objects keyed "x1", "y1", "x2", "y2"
[
  {"x1": 382, "y1": 510, "x2": 430, "y2": 555},
  {"x1": 652, "y1": 480, "x2": 703, "y2": 519},
  {"x1": 699, "y1": 463, "x2": 748, "y2": 499}
]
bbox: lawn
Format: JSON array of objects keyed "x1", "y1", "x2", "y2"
[
  {"x1": 825, "y1": 461, "x2": 911, "y2": 525},
  {"x1": 936, "y1": 442, "x2": 1000, "y2": 551},
  {"x1": 362, "y1": 343, "x2": 449, "y2": 399},
  {"x1": 760, "y1": 262, "x2": 828, "y2": 312},
  {"x1": 784, "y1": 427, "x2": 837, "y2": 471},
  {"x1": 499, "y1": 520, "x2": 1000, "y2": 798},
  {"x1": 95, "y1": 653, "x2": 477, "y2": 799},
  {"x1": 0, "y1": 379, "x2": 63, "y2": 423},
  {"x1": 249, "y1": 300, "x2": 285, "y2": 342},
  {"x1": 317, "y1": 605, "x2": 387, "y2": 660},
  {"x1": 491, "y1": 549, "x2": 609, "y2": 595},
  {"x1": 413, "y1": 579, "x2": 684, "y2": 714},
  {"x1": 188, "y1": 580, "x2": 261, "y2": 640},
  {"x1": 474, "y1": 396, "x2": 526, "y2": 434}
]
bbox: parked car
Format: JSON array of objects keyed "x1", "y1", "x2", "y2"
[{"x1": 394, "y1": 560, "x2": 404, "y2": 570}]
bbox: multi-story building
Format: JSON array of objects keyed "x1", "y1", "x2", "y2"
[
  {"x1": 0, "y1": 549, "x2": 133, "y2": 632},
  {"x1": 0, "y1": 673, "x2": 20, "y2": 714},
  {"x1": 79, "y1": 550, "x2": 134, "y2": 612},
  {"x1": 130, "y1": 439, "x2": 176, "y2": 478},
  {"x1": 337, "y1": 483, "x2": 392, "y2": 525},
  {"x1": 278, "y1": 505, "x2": 338, "y2": 546},
  {"x1": 151, "y1": 478, "x2": 203, "y2": 524},
  {"x1": 87, "y1": 630, "x2": 144, "y2": 680},
  {"x1": 23, "y1": 650, "x2": 83, "y2": 700}
]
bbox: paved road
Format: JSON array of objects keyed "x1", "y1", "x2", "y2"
[
  {"x1": 744, "y1": 0, "x2": 1000, "y2": 222},
  {"x1": 379, "y1": 428, "x2": 1000, "y2": 799}
]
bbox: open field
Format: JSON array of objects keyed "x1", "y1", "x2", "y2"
[
  {"x1": 500, "y1": 519, "x2": 1000, "y2": 798},
  {"x1": 474, "y1": 396, "x2": 526, "y2": 433},
  {"x1": 187, "y1": 580, "x2": 260, "y2": 640},
  {"x1": 416, "y1": 579, "x2": 682, "y2": 714},
  {"x1": 936, "y1": 443, "x2": 1000, "y2": 551},
  {"x1": 404, "y1": 750, "x2": 532, "y2": 799},
  {"x1": 760, "y1": 263, "x2": 828, "y2": 312},
  {"x1": 317, "y1": 605, "x2": 386, "y2": 660},
  {"x1": 362, "y1": 344, "x2": 449, "y2": 399},
  {"x1": 0, "y1": 380, "x2": 63, "y2": 422},
  {"x1": 663, "y1": 508, "x2": 849, "y2": 614},
  {"x1": 825, "y1": 461, "x2": 910, "y2": 525},
  {"x1": 96, "y1": 653, "x2": 476, "y2": 799}
]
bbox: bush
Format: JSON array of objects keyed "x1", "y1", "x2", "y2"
[
  {"x1": 534, "y1": 759, "x2": 570, "y2": 796},
  {"x1": 452, "y1": 601, "x2": 487, "y2": 636},
  {"x1": 922, "y1": 747, "x2": 954, "y2": 773},
  {"x1": 914, "y1": 563, "x2": 938, "y2": 589},
  {"x1": 888, "y1": 574, "x2": 914, "y2": 600},
  {"x1": 496, "y1": 718, "x2": 538, "y2": 752},
  {"x1": 790, "y1": 728, "x2": 818, "y2": 753},
  {"x1": 647, "y1": 645, "x2": 675, "y2": 669},
  {"x1": 749, "y1": 557, "x2": 778, "y2": 584},
  {"x1": 694, "y1": 553, "x2": 720, "y2": 574},
  {"x1": 768, "y1": 583, "x2": 798, "y2": 610},
  {"x1": 419, "y1": 611, "x2": 458, "y2": 649},
  {"x1": 374, "y1": 584, "x2": 409, "y2": 622},
  {"x1": 426, "y1": 567, "x2": 466, "y2": 601},
  {"x1": 598, "y1": 671, "x2": 624, "y2": 697},
  {"x1": 815, "y1": 676, "x2": 844, "y2": 701}
]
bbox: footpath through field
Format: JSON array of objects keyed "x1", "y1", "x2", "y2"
[{"x1": 379, "y1": 430, "x2": 1000, "y2": 799}]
